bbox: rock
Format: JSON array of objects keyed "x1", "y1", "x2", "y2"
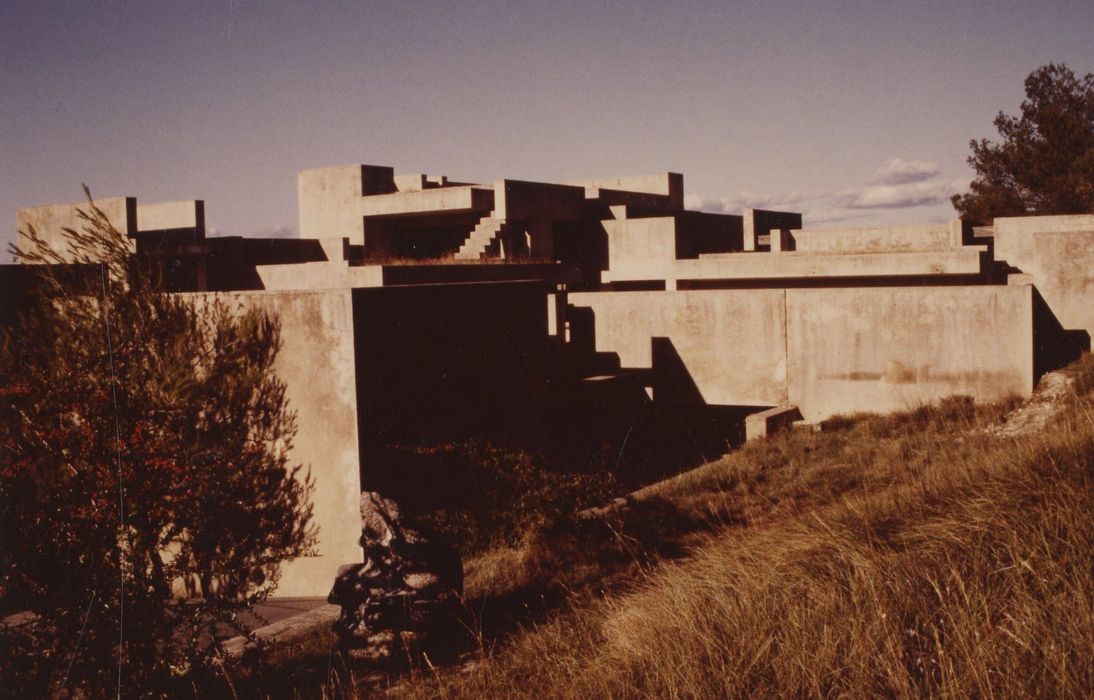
[{"x1": 328, "y1": 492, "x2": 463, "y2": 664}]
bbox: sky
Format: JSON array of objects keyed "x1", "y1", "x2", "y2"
[{"x1": 2, "y1": 1, "x2": 1092, "y2": 254}]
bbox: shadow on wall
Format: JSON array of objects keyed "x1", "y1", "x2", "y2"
[
  {"x1": 353, "y1": 282, "x2": 551, "y2": 491},
  {"x1": 548, "y1": 307, "x2": 757, "y2": 487},
  {"x1": 1032, "y1": 286, "x2": 1090, "y2": 381},
  {"x1": 352, "y1": 291, "x2": 760, "y2": 507}
]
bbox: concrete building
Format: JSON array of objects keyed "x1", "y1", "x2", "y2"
[{"x1": 9, "y1": 165, "x2": 1094, "y2": 595}]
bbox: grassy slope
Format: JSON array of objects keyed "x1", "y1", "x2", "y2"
[{"x1": 386, "y1": 356, "x2": 1094, "y2": 699}]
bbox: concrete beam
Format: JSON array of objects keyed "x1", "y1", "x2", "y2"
[{"x1": 745, "y1": 405, "x2": 803, "y2": 441}]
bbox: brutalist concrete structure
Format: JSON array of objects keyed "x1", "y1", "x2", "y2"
[{"x1": 10, "y1": 164, "x2": 1094, "y2": 595}]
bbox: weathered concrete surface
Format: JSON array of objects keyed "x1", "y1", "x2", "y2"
[
  {"x1": 571, "y1": 285, "x2": 1034, "y2": 421},
  {"x1": 219, "y1": 289, "x2": 363, "y2": 597},
  {"x1": 992, "y1": 214, "x2": 1094, "y2": 337},
  {"x1": 17, "y1": 197, "x2": 135, "y2": 262},
  {"x1": 789, "y1": 222, "x2": 962, "y2": 253},
  {"x1": 603, "y1": 216, "x2": 677, "y2": 281},
  {"x1": 568, "y1": 289, "x2": 788, "y2": 407},
  {"x1": 604, "y1": 248, "x2": 987, "y2": 284},
  {"x1": 785, "y1": 285, "x2": 1034, "y2": 420}
]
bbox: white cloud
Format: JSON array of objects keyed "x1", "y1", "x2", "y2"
[
  {"x1": 687, "y1": 158, "x2": 961, "y2": 226},
  {"x1": 870, "y1": 158, "x2": 942, "y2": 185}
]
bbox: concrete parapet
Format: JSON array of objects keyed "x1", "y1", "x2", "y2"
[
  {"x1": 744, "y1": 209, "x2": 802, "y2": 252},
  {"x1": 257, "y1": 261, "x2": 384, "y2": 290},
  {"x1": 136, "y1": 200, "x2": 204, "y2": 235},
  {"x1": 993, "y1": 213, "x2": 1094, "y2": 236},
  {"x1": 564, "y1": 172, "x2": 683, "y2": 209},
  {"x1": 745, "y1": 405, "x2": 803, "y2": 441},
  {"x1": 789, "y1": 223, "x2": 960, "y2": 254},
  {"x1": 17, "y1": 197, "x2": 136, "y2": 262},
  {"x1": 358, "y1": 186, "x2": 494, "y2": 218},
  {"x1": 604, "y1": 248, "x2": 988, "y2": 285}
]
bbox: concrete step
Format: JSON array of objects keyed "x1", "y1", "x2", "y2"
[{"x1": 455, "y1": 216, "x2": 509, "y2": 260}]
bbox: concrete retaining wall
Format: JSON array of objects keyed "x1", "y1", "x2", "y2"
[{"x1": 571, "y1": 285, "x2": 1034, "y2": 421}]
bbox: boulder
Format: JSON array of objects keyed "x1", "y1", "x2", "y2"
[{"x1": 328, "y1": 492, "x2": 463, "y2": 663}]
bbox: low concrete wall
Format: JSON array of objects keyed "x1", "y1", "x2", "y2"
[
  {"x1": 565, "y1": 172, "x2": 683, "y2": 208},
  {"x1": 789, "y1": 222, "x2": 961, "y2": 254},
  {"x1": 219, "y1": 289, "x2": 363, "y2": 597},
  {"x1": 604, "y1": 248, "x2": 987, "y2": 285},
  {"x1": 17, "y1": 197, "x2": 135, "y2": 262},
  {"x1": 568, "y1": 289, "x2": 788, "y2": 407},
  {"x1": 992, "y1": 214, "x2": 1094, "y2": 338},
  {"x1": 136, "y1": 200, "x2": 204, "y2": 234},
  {"x1": 785, "y1": 285, "x2": 1033, "y2": 420}
]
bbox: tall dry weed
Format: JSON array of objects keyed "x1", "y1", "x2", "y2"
[{"x1": 390, "y1": 360, "x2": 1094, "y2": 699}]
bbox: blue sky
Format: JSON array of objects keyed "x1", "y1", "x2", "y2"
[{"x1": 2, "y1": 1, "x2": 1091, "y2": 253}]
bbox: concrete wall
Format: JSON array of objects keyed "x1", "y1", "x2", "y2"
[
  {"x1": 17, "y1": 197, "x2": 135, "y2": 262},
  {"x1": 298, "y1": 165, "x2": 368, "y2": 243},
  {"x1": 604, "y1": 216, "x2": 677, "y2": 279},
  {"x1": 785, "y1": 285, "x2": 1033, "y2": 420},
  {"x1": 789, "y1": 222, "x2": 962, "y2": 254},
  {"x1": 604, "y1": 248, "x2": 987, "y2": 285},
  {"x1": 218, "y1": 289, "x2": 363, "y2": 597},
  {"x1": 565, "y1": 172, "x2": 684, "y2": 208},
  {"x1": 744, "y1": 209, "x2": 802, "y2": 251},
  {"x1": 136, "y1": 200, "x2": 204, "y2": 235},
  {"x1": 570, "y1": 285, "x2": 1034, "y2": 421},
  {"x1": 569, "y1": 289, "x2": 788, "y2": 407},
  {"x1": 992, "y1": 214, "x2": 1094, "y2": 337}
]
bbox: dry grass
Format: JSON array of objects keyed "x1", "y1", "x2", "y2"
[{"x1": 383, "y1": 357, "x2": 1094, "y2": 699}]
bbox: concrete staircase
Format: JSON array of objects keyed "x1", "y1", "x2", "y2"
[{"x1": 455, "y1": 212, "x2": 514, "y2": 260}]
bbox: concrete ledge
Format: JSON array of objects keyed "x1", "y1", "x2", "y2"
[
  {"x1": 359, "y1": 186, "x2": 495, "y2": 217},
  {"x1": 222, "y1": 604, "x2": 339, "y2": 658},
  {"x1": 789, "y1": 223, "x2": 960, "y2": 253},
  {"x1": 605, "y1": 248, "x2": 987, "y2": 284},
  {"x1": 745, "y1": 405, "x2": 803, "y2": 441}
]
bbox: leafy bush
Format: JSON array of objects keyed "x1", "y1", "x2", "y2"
[{"x1": 0, "y1": 195, "x2": 316, "y2": 696}]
